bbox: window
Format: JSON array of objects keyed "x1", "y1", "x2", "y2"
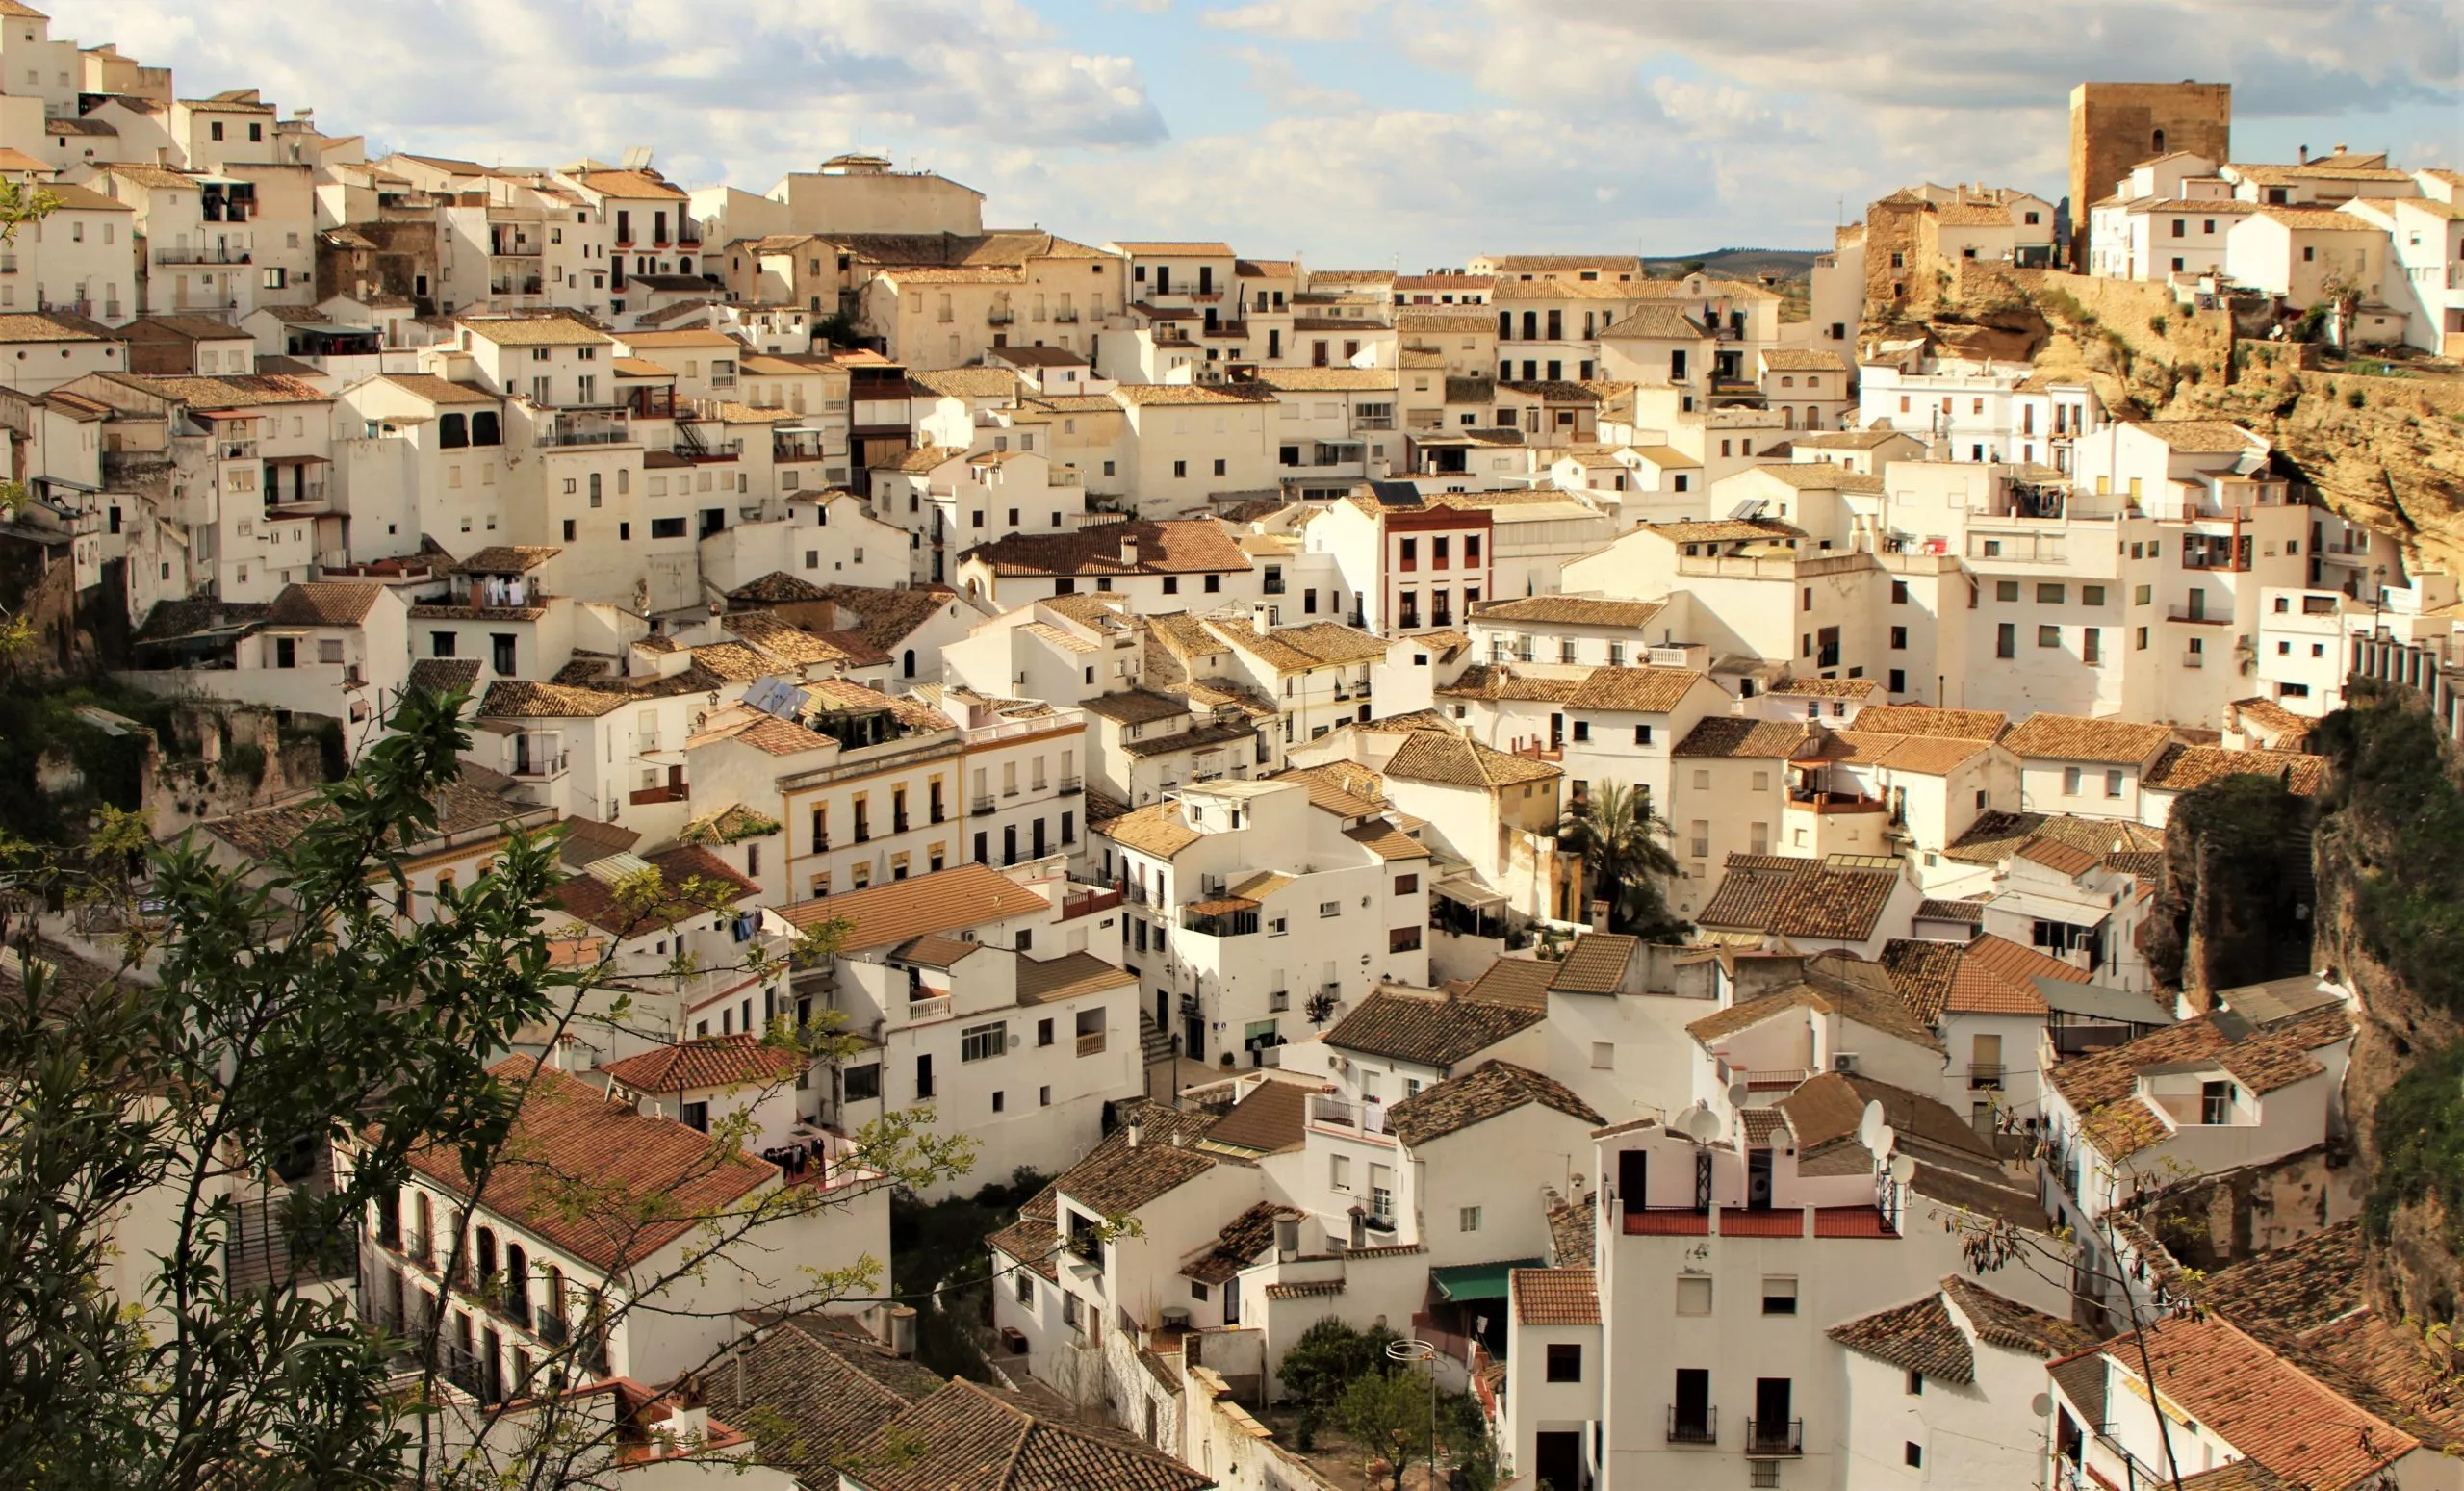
[
  {"x1": 1761, "y1": 1276, "x2": 1798, "y2": 1315},
  {"x1": 1889, "y1": 626, "x2": 1908, "y2": 650},
  {"x1": 650, "y1": 517, "x2": 686, "y2": 539},
  {"x1": 2063, "y1": 766, "x2": 2084, "y2": 796},
  {"x1": 843, "y1": 1064, "x2": 881, "y2": 1102},
  {"x1": 1458, "y1": 1206, "x2": 1482, "y2": 1233},
  {"x1": 2038, "y1": 582, "x2": 2066, "y2": 604},
  {"x1": 1319, "y1": 901, "x2": 1340, "y2": 918},
  {"x1": 1906, "y1": 1369, "x2": 1924, "y2": 1396},
  {"x1": 1996, "y1": 580, "x2": 2019, "y2": 602},
  {"x1": 1591, "y1": 1041, "x2": 1614, "y2": 1069},
  {"x1": 1996, "y1": 623, "x2": 2015, "y2": 658},
  {"x1": 1545, "y1": 1343, "x2": 1582, "y2": 1383},
  {"x1": 1037, "y1": 1017, "x2": 1055, "y2": 1048},
  {"x1": 2039, "y1": 625, "x2": 2062, "y2": 648},
  {"x1": 1571, "y1": 720, "x2": 1591, "y2": 743},
  {"x1": 1676, "y1": 1277, "x2": 1712, "y2": 1315},
  {"x1": 1396, "y1": 874, "x2": 1419, "y2": 895},
  {"x1": 2105, "y1": 769, "x2": 2125, "y2": 799},
  {"x1": 2083, "y1": 584, "x2": 2106, "y2": 606},
  {"x1": 1905, "y1": 1443, "x2": 1924, "y2": 1469},
  {"x1": 1330, "y1": 1154, "x2": 1351, "y2": 1192},
  {"x1": 961, "y1": 1022, "x2": 1007, "y2": 1062}
]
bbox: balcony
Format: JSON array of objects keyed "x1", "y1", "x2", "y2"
[
  {"x1": 2182, "y1": 652, "x2": 2206, "y2": 669},
  {"x1": 1356, "y1": 416, "x2": 1394, "y2": 431},
  {"x1": 905, "y1": 994, "x2": 953, "y2": 1023},
  {"x1": 1787, "y1": 788, "x2": 1886, "y2": 814},
  {"x1": 218, "y1": 439, "x2": 259, "y2": 462},
  {"x1": 970, "y1": 794, "x2": 995, "y2": 814},
  {"x1": 510, "y1": 748, "x2": 569, "y2": 780},
  {"x1": 536, "y1": 412, "x2": 631, "y2": 448},
  {"x1": 2167, "y1": 604, "x2": 2228, "y2": 624},
  {"x1": 1968, "y1": 1063, "x2": 2006, "y2": 1091},
  {"x1": 1667, "y1": 1407, "x2": 1717, "y2": 1446},
  {"x1": 1053, "y1": 308, "x2": 1081, "y2": 323},
  {"x1": 1060, "y1": 883, "x2": 1121, "y2": 921},
  {"x1": 1076, "y1": 1031, "x2": 1107, "y2": 1057},
  {"x1": 0, "y1": 254, "x2": 14, "y2": 274},
  {"x1": 988, "y1": 309, "x2": 1015, "y2": 325},
  {"x1": 1745, "y1": 1420, "x2": 1804, "y2": 1458},
  {"x1": 537, "y1": 1310, "x2": 570, "y2": 1348},
  {"x1": 1057, "y1": 776, "x2": 1082, "y2": 795},
  {"x1": 1180, "y1": 904, "x2": 1260, "y2": 938},
  {"x1": 156, "y1": 244, "x2": 254, "y2": 266},
  {"x1": 1308, "y1": 1095, "x2": 1391, "y2": 1136}
]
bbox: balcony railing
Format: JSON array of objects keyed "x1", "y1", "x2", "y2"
[
  {"x1": 155, "y1": 244, "x2": 253, "y2": 265},
  {"x1": 1076, "y1": 1031, "x2": 1106, "y2": 1056},
  {"x1": 1745, "y1": 1419, "x2": 1803, "y2": 1458},
  {"x1": 1968, "y1": 1063, "x2": 2006, "y2": 1091},
  {"x1": 970, "y1": 795, "x2": 995, "y2": 814},
  {"x1": 905, "y1": 995, "x2": 953, "y2": 1023},
  {"x1": 1060, "y1": 884, "x2": 1122, "y2": 921},
  {"x1": 536, "y1": 414, "x2": 631, "y2": 448},
  {"x1": 511, "y1": 750, "x2": 569, "y2": 779},
  {"x1": 1667, "y1": 1407, "x2": 1717, "y2": 1446},
  {"x1": 1053, "y1": 308, "x2": 1081, "y2": 322},
  {"x1": 537, "y1": 1310, "x2": 570, "y2": 1348},
  {"x1": 1309, "y1": 1095, "x2": 1390, "y2": 1134},
  {"x1": 988, "y1": 309, "x2": 1015, "y2": 325}
]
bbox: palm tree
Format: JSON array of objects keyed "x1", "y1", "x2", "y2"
[{"x1": 1555, "y1": 781, "x2": 1688, "y2": 939}]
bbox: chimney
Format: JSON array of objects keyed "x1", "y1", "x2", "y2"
[
  {"x1": 1587, "y1": 899, "x2": 1610, "y2": 934},
  {"x1": 2298, "y1": 144, "x2": 2310, "y2": 165},
  {"x1": 1125, "y1": 1122, "x2": 1142, "y2": 1147},
  {"x1": 1275, "y1": 1216, "x2": 1300, "y2": 1261},
  {"x1": 2333, "y1": 142, "x2": 2348, "y2": 156},
  {"x1": 1119, "y1": 534, "x2": 1140, "y2": 568},
  {"x1": 886, "y1": 1304, "x2": 917, "y2": 1358}
]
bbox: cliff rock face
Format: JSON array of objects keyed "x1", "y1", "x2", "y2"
[
  {"x1": 1900, "y1": 270, "x2": 2464, "y2": 576},
  {"x1": 2309, "y1": 695, "x2": 2464, "y2": 1325}
]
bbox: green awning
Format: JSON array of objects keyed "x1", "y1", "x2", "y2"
[{"x1": 1429, "y1": 1257, "x2": 1544, "y2": 1303}]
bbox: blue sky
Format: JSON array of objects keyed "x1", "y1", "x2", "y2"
[{"x1": 84, "y1": 0, "x2": 2464, "y2": 267}]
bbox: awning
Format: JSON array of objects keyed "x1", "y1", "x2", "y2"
[
  {"x1": 1431, "y1": 876, "x2": 1505, "y2": 910},
  {"x1": 1184, "y1": 896, "x2": 1259, "y2": 916},
  {"x1": 2036, "y1": 976, "x2": 2176, "y2": 1026},
  {"x1": 1430, "y1": 1258, "x2": 1544, "y2": 1304}
]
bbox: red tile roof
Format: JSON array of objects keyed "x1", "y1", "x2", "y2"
[{"x1": 600, "y1": 1034, "x2": 806, "y2": 1095}]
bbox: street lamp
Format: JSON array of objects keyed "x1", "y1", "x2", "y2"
[{"x1": 1387, "y1": 1337, "x2": 1440, "y2": 1489}]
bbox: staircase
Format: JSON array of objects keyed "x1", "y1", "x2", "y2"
[
  {"x1": 1138, "y1": 1010, "x2": 1175, "y2": 1067},
  {"x1": 2281, "y1": 820, "x2": 2320, "y2": 971}
]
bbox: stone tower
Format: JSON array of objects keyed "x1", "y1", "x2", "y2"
[{"x1": 2067, "y1": 81, "x2": 2233, "y2": 267}]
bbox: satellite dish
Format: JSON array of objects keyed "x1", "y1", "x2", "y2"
[
  {"x1": 1726, "y1": 1082, "x2": 1752, "y2": 1111},
  {"x1": 1679, "y1": 1103, "x2": 1722, "y2": 1144},
  {"x1": 2030, "y1": 1393, "x2": 2054, "y2": 1419},
  {"x1": 1889, "y1": 1153, "x2": 1917, "y2": 1185},
  {"x1": 620, "y1": 144, "x2": 654, "y2": 171},
  {"x1": 1858, "y1": 1100, "x2": 1887, "y2": 1154}
]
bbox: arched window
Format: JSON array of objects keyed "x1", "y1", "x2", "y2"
[
  {"x1": 543, "y1": 1265, "x2": 567, "y2": 1340},
  {"x1": 1782, "y1": 407, "x2": 1798, "y2": 430},
  {"x1": 413, "y1": 1194, "x2": 434, "y2": 1267},
  {"x1": 2152, "y1": 129, "x2": 2166, "y2": 154},
  {"x1": 903, "y1": 648, "x2": 917, "y2": 679},
  {"x1": 471, "y1": 410, "x2": 500, "y2": 446},
  {"x1": 503, "y1": 1243, "x2": 530, "y2": 1324},
  {"x1": 475, "y1": 1225, "x2": 498, "y2": 1284},
  {"x1": 437, "y1": 412, "x2": 469, "y2": 449},
  {"x1": 678, "y1": 257, "x2": 692, "y2": 275}
]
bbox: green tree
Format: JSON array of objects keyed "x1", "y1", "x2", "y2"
[
  {"x1": 1555, "y1": 781, "x2": 1686, "y2": 938},
  {"x1": 0, "y1": 687, "x2": 966, "y2": 1489},
  {"x1": 1276, "y1": 1316, "x2": 1400, "y2": 1411},
  {"x1": 1338, "y1": 1366, "x2": 1434, "y2": 1491}
]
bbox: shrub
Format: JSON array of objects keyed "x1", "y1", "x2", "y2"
[
  {"x1": 2313, "y1": 700, "x2": 2464, "y2": 1014},
  {"x1": 2348, "y1": 388, "x2": 2366, "y2": 409},
  {"x1": 2368, "y1": 1039, "x2": 2464, "y2": 1247},
  {"x1": 2148, "y1": 315, "x2": 2168, "y2": 335}
]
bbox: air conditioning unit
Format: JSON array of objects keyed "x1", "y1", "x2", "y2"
[{"x1": 1832, "y1": 1053, "x2": 1861, "y2": 1074}]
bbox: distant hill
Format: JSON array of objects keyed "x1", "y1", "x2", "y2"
[{"x1": 1642, "y1": 247, "x2": 1821, "y2": 281}]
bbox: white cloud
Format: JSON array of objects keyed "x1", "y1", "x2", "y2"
[
  {"x1": 1197, "y1": 0, "x2": 1387, "y2": 41},
  {"x1": 1229, "y1": 46, "x2": 1362, "y2": 113}
]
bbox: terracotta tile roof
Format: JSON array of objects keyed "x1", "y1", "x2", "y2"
[
  {"x1": 1696, "y1": 855, "x2": 1903, "y2": 941},
  {"x1": 1253, "y1": 367, "x2": 1398, "y2": 393},
  {"x1": 1182, "y1": 1201, "x2": 1305, "y2": 1283},
  {"x1": 1550, "y1": 934, "x2": 1639, "y2": 994},
  {"x1": 1512, "y1": 1267, "x2": 1600, "y2": 1325},
  {"x1": 553, "y1": 845, "x2": 759, "y2": 937},
  {"x1": 778, "y1": 862, "x2": 1049, "y2": 949},
  {"x1": 1094, "y1": 800, "x2": 1203, "y2": 860},
  {"x1": 1751, "y1": 464, "x2": 1886, "y2": 495},
  {"x1": 1468, "y1": 594, "x2": 1667, "y2": 630},
  {"x1": 1462, "y1": 957, "x2": 1560, "y2": 1011},
  {"x1": 988, "y1": 1214, "x2": 1060, "y2": 1281},
  {"x1": 964, "y1": 520, "x2": 1250, "y2": 577},
  {"x1": 1546, "y1": 1192, "x2": 1597, "y2": 1267},
  {"x1": 1945, "y1": 1276, "x2": 2098, "y2": 1359},
  {"x1": 2143, "y1": 743, "x2": 2326, "y2": 797},
  {"x1": 2096, "y1": 1314, "x2": 2417, "y2": 1490},
  {"x1": 1673, "y1": 717, "x2": 1815, "y2": 759},
  {"x1": 1323, "y1": 985, "x2": 1544, "y2": 1068},
  {"x1": 2004, "y1": 712, "x2": 2176, "y2": 765},
  {"x1": 1271, "y1": 761, "x2": 1391, "y2": 816},
  {"x1": 1197, "y1": 1080, "x2": 1312, "y2": 1156},
  {"x1": 1686, "y1": 961, "x2": 1944, "y2": 1055},
  {"x1": 1942, "y1": 810, "x2": 2162, "y2": 865},
  {"x1": 2049, "y1": 1002, "x2": 2353, "y2": 1158},
  {"x1": 1015, "y1": 952, "x2": 1136, "y2": 1006},
  {"x1": 262, "y1": 580, "x2": 383, "y2": 627},
  {"x1": 1385, "y1": 731, "x2": 1562, "y2": 790},
  {"x1": 909, "y1": 367, "x2": 1021, "y2": 402},
  {"x1": 456, "y1": 314, "x2": 612, "y2": 347},
  {"x1": 806, "y1": 585, "x2": 963, "y2": 654},
  {"x1": 703, "y1": 1318, "x2": 943, "y2": 1490},
  {"x1": 1849, "y1": 706, "x2": 2008, "y2": 741},
  {"x1": 1111, "y1": 382, "x2": 1276, "y2": 407},
  {"x1": 1883, "y1": 934, "x2": 2086, "y2": 1023},
  {"x1": 1652, "y1": 517, "x2": 1805, "y2": 545},
  {"x1": 407, "y1": 657, "x2": 482, "y2": 693},
  {"x1": 398, "y1": 1058, "x2": 774, "y2": 1274},
  {"x1": 843, "y1": 1378, "x2": 1213, "y2": 1491},
  {"x1": 1054, "y1": 1111, "x2": 1220, "y2": 1217},
  {"x1": 1830, "y1": 1292, "x2": 1976, "y2": 1382},
  {"x1": 601, "y1": 1033, "x2": 805, "y2": 1095},
  {"x1": 0, "y1": 311, "x2": 113, "y2": 346},
  {"x1": 680, "y1": 804, "x2": 783, "y2": 846},
  {"x1": 1343, "y1": 819, "x2": 1429, "y2": 861},
  {"x1": 1772, "y1": 675, "x2": 1882, "y2": 700},
  {"x1": 1266, "y1": 1280, "x2": 1345, "y2": 1299},
  {"x1": 1386, "y1": 1060, "x2": 1603, "y2": 1147}
]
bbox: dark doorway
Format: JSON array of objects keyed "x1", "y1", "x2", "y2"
[
  {"x1": 1753, "y1": 1378, "x2": 1793, "y2": 1452},
  {"x1": 1533, "y1": 1430, "x2": 1581, "y2": 1491},
  {"x1": 1748, "y1": 1149, "x2": 1775, "y2": 1210},
  {"x1": 1618, "y1": 1149, "x2": 1647, "y2": 1209}
]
